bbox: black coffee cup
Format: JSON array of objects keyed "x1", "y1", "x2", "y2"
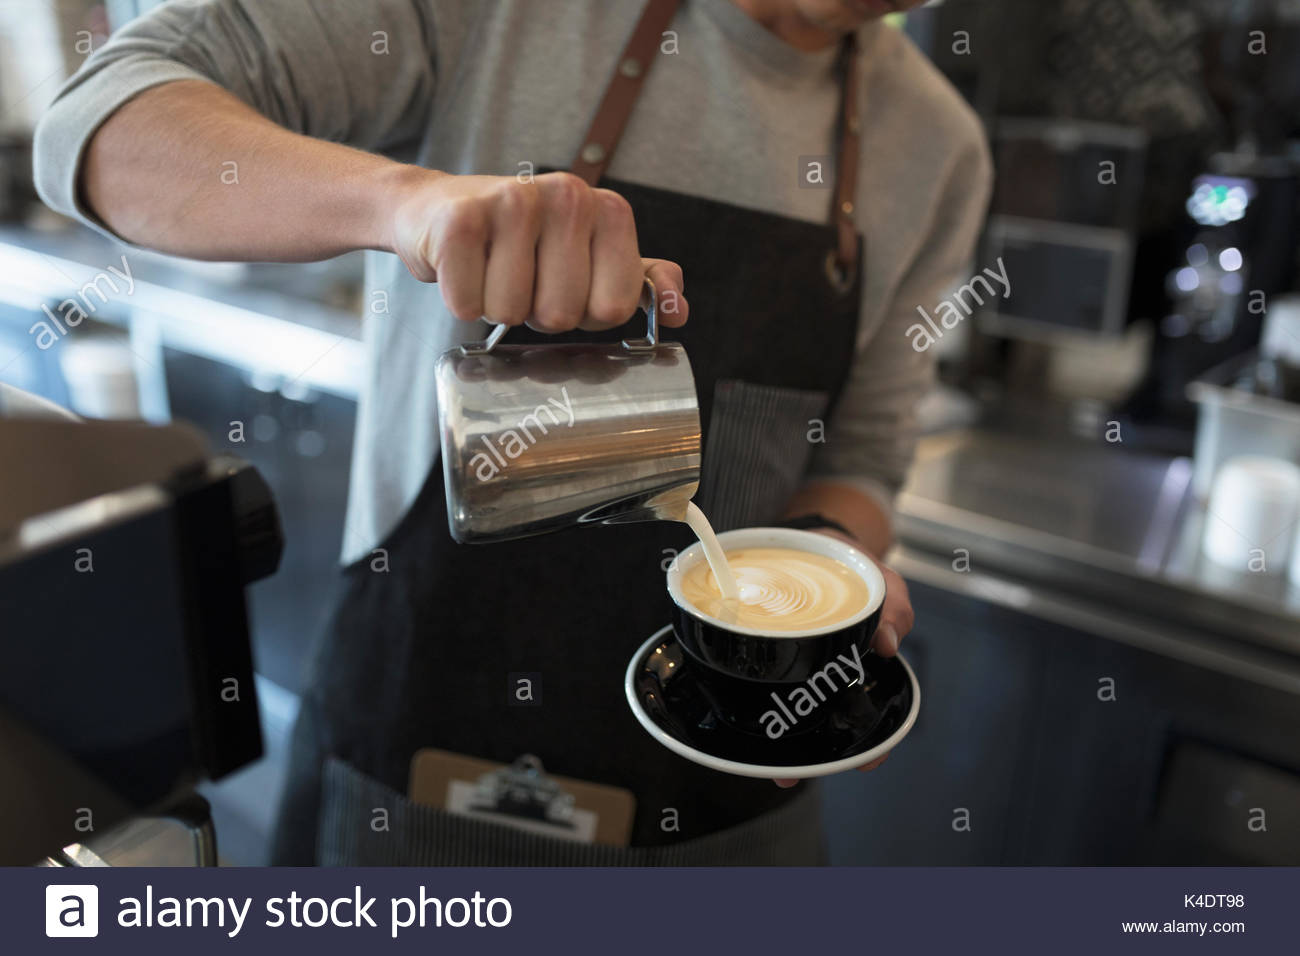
[{"x1": 666, "y1": 527, "x2": 886, "y2": 736}]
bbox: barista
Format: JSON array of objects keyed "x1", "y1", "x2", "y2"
[{"x1": 34, "y1": 0, "x2": 991, "y2": 864}]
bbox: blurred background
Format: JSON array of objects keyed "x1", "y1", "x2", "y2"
[{"x1": 2, "y1": 0, "x2": 1299, "y2": 865}]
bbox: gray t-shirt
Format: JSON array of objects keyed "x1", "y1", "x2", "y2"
[{"x1": 34, "y1": 0, "x2": 992, "y2": 564}]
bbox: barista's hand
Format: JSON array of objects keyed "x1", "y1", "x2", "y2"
[
  {"x1": 773, "y1": 528, "x2": 913, "y2": 788},
  {"x1": 390, "y1": 169, "x2": 688, "y2": 332}
]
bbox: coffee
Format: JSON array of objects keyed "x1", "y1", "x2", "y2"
[{"x1": 679, "y1": 545, "x2": 871, "y2": 632}]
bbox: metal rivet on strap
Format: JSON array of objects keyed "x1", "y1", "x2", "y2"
[
  {"x1": 841, "y1": 200, "x2": 854, "y2": 216},
  {"x1": 580, "y1": 142, "x2": 606, "y2": 165},
  {"x1": 619, "y1": 57, "x2": 643, "y2": 79}
]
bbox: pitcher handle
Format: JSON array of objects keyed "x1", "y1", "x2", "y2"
[{"x1": 460, "y1": 276, "x2": 659, "y2": 356}]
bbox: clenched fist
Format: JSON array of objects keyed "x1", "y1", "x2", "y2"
[{"x1": 389, "y1": 170, "x2": 688, "y2": 333}]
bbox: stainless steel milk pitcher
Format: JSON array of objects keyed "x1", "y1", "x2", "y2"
[{"x1": 434, "y1": 278, "x2": 701, "y2": 543}]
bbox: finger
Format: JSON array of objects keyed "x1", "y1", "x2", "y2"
[
  {"x1": 644, "y1": 257, "x2": 689, "y2": 327},
  {"x1": 872, "y1": 620, "x2": 900, "y2": 657},
  {"x1": 532, "y1": 172, "x2": 594, "y2": 333},
  {"x1": 482, "y1": 184, "x2": 539, "y2": 326},
  {"x1": 583, "y1": 188, "x2": 643, "y2": 331},
  {"x1": 885, "y1": 569, "x2": 915, "y2": 634},
  {"x1": 856, "y1": 754, "x2": 889, "y2": 772},
  {"x1": 773, "y1": 778, "x2": 798, "y2": 788},
  {"x1": 432, "y1": 223, "x2": 487, "y2": 322}
]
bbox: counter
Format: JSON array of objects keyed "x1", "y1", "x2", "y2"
[
  {"x1": 893, "y1": 426, "x2": 1300, "y2": 684},
  {"x1": 828, "y1": 425, "x2": 1300, "y2": 864},
  {"x1": 0, "y1": 224, "x2": 367, "y2": 401}
]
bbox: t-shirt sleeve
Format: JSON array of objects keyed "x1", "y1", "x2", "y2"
[
  {"x1": 806, "y1": 128, "x2": 993, "y2": 517},
  {"x1": 33, "y1": 0, "x2": 439, "y2": 232}
]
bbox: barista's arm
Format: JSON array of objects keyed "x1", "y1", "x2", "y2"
[
  {"x1": 36, "y1": 0, "x2": 438, "y2": 258},
  {"x1": 782, "y1": 479, "x2": 893, "y2": 558},
  {"x1": 34, "y1": 0, "x2": 686, "y2": 332},
  {"x1": 69, "y1": 81, "x2": 683, "y2": 331}
]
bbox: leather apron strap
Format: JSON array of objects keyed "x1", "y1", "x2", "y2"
[
  {"x1": 569, "y1": 0, "x2": 684, "y2": 185},
  {"x1": 570, "y1": 0, "x2": 863, "y2": 282},
  {"x1": 832, "y1": 32, "x2": 861, "y2": 286}
]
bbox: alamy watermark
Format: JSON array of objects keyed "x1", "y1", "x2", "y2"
[
  {"x1": 469, "y1": 386, "x2": 575, "y2": 482},
  {"x1": 759, "y1": 642, "x2": 865, "y2": 739},
  {"x1": 29, "y1": 254, "x2": 136, "y2": 349},
  {"x1": 906, "y1": 256, "x2": 1010, "y2": 352}
]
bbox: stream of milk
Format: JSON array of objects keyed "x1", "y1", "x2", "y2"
[{"x1": 682, "y1": 502, "x2": 740, "y2": 604}]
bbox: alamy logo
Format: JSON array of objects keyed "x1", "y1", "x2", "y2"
[
  {"x1": 469, "y1": 385, "x2": 576, "y2": 482},
  {"x1": 46, "y1": 884, "x2": 99, "y2": 937}
]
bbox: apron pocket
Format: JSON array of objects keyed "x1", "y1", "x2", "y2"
[
  {"x1": 697, "y1": 380, "x2": 831, "y2": 532},
  {"x1": 317, "y1": 757, "x2": 826, "y2": 866}
]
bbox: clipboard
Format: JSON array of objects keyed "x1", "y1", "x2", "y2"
[{"x1": 409, "y1": 750, "x2": 636, "y2": 847}]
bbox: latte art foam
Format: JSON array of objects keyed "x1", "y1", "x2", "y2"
[{"x1": 680, "y1": 546, "x2": 871, "y2": 632}]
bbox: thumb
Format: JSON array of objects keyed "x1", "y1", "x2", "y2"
[{"x1": 643, "y1": 257, "x2": 688, "y2": 327}]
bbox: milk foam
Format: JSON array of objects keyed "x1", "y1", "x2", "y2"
[{"x1": 680, "y1": 546, "x2": 871, "y2": 632}]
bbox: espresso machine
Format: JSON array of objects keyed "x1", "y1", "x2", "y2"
[
  {"x1": 1132, "y1": 151, "x2": 1300, "y2": 433},
  {"x1": 0, "y1": 384, "x2": 282, "y2": 866}
]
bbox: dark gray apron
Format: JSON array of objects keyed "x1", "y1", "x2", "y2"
[{"x1": 272, "y1": 0, "x2": 867, "y2": 866}]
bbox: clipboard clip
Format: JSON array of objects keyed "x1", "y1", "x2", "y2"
[{"x1": 467, "y1": 754, "x2": 577, "y2": 829}]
